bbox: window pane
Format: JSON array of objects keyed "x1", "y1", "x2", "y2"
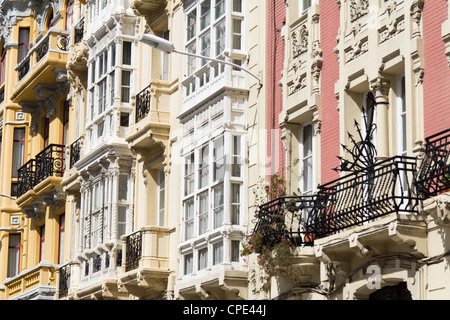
[
  {"x1": 121, "y1": 70, "x2": 131, "y2": 102},
  {"x1": 213, "y1": 184, "x2": 224, "y2": 228},
  {"x1": 231, "y1": 240, "x2": 240, "y2": 262},
  {"x1": 187, "y1": 10, "x2": 197, "y2": 41},
  {"x1": 7, "y1": 234, "x2": 20, "y2": 277},
  {"x1": 231, "y1": 183, "x2": 240, "y2": 224},
  {"x1": 185, "y1": 199, "x2": 194, "y2": 240},
  {"x1": 199, "y1": 145, "x2": 209, "y2": 189},
  {"x1": 215, "y1": 20, "x2": 225, "y2": 56},
  {"x1": 215, "y1": 0, "x2": 225, "y2": 18},
  {"x1": 12, "y1": 128, "x2": 25, "y2": 178},
  {"x1": 232, "y1": 135, "x2": 242, "y2": 177},
  {"x1": 213, "y1": 241, "x2": 223, "y2": 265},
  {"x1": 198, "y1": 247, "x2": 208, "y2": 270},
  {"x1": 200, "y1": 31, "x2": 211, "y2": 66},
  {"x1": 118, "y1": 174, "x2": 128, "y2": 201},
  {"x1": 232, "y1": 19, "x2": 242, "y2": 50},
  {"x1": 122, "y1": 41, "x2": 132, "y2": 65},
  {"x1": 199, "y1": 192, "x2": 209, "y2": 234},
  {"x1": 117, "y1": 206, "x2": 127, "y2": 238},
  {"x1": 233, "y1": 0, "x2": 242, "y2": 12},
  {"x1": 184, "y1": 253, "x2": 193, "y2": 274},
  {"x1": 213, "y1": 136, "x2": 224, "y2": 181},
  {"x1": 184, "y1": 153, "x2": 195, "y2": 196},
  {"x1": 200, "y1": 0, "x2": 211, "y2": 30}
]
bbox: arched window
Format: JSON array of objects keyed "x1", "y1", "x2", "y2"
[
  {"x1": 65, "y1": 0, "x2": 74, "y2": 31},
  {"x1": 46, "y1": 9, "x2": 54, "y2": 30}
]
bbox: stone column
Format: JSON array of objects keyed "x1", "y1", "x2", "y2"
[{"x1": 369, "y1": 77, "x2": 390, "y2": 160}]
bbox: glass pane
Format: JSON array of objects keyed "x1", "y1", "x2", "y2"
[
  {"x1": 187, "y1": 10, "x2": 197, "y2": 41},
  {"x1": 122, "y1": 41, "x2": 132, "y2": 65},
  {"x1": 231, "y1": 240, "x2": 240, "y2": 262},
  {"x1": 213, "y1": 241, "x2": 223, "y2": 265},
  {"x1": 200, "y1": 0, "x2": 211, "y2": 30},
  {"x1": 215, "y1": 20, "x2": 225, "y2": 56},
  {"x1": 184, "y1": 253, "x2": 193, "y2": 274},
  {"x1": 118, "y1": 175, "x2": 128, "y2": 201},
  {"x1": 199, "y1": 192, "x2": 209, "y2": 234},
  {"x1": 198, "y1": 248, "x2": 208, "y2": 270}
]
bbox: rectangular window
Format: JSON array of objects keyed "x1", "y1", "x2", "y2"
[
  {"x1": 232, "y1": 135, "x2": 242, "y2": 177},
  {"x1": 215, "y1": 20, "x2": 225, "y2": 56},
  {"x1": 161, "y1": 30, "x2": 170, "y2": 81},
  {"x1": 90, "y1": 89, "x2": 95, "y2": 120},
  {"x1": 187, "y1": 10, "x2": 197, "y2": 41},
  {"x1": 184, "y1": 153, "x2": 195, "y2": 196},
  {"x1": 231, "y1": 183, "x2": 241, "y2": 224},
  {"x1": 300, "y1": 124, "x2": 313, "y2": 194},
  {"x1": 110, "y1": 71, "x2": 115, "y2": 105},
  {"x1": 184, "y1": 198, "x2": 194, "y2": 240},
  {"x1": 231, "y1": 240, "x2": 240, "y2": 262},
  {"x1": 213, "y1": 241, "x2": 223, "y2": 265},
  {"x1": 186, "y1": 41, "x2": 196, "y2": 75},
  {"x1": 215, "y1": 0, "x2": 225, "y2": 18},
  {"x1": 98, "y1": 79, "x2": 106, "y2": 114},
  {"x1": 122, "y1": 41, "x2": 132, "y2": 65},
  {"x1": 200, "y1": 31, "x2": 211, "y2": 66},
  {"x1": 117, "y1": 206, "x2": 127, "y2": 239},
  {"x1": 233, "y1": 0, "x2": 242, "y2": 12},
  {"x1": 18, "y1": 28, "x2": 30, "y2": 63},
  {"x1": 198, "y1": 247, "x2": 208, "y2": 270},
  {"x1": 91, "y1": 61, "x2": 96, "y2": 85},
  {"x1": 58, "y1": 214, "x2": 65, "y2": 264},
  {"x1": 121, "y1": 70, "x2": 131, "y2": 103},
  {"x1": 7, "y1": 234, "x2": 20, "y2": 277},
  {"x1": 40, "y1": 225, "x2": 45, "y2": 261},
  {"x1": 118, "y1": 174, "x2": 128, "y2": 201},
  {"x1": 213, "y1": 184, "x2": 224, "y2": 228},
  {"x1": 232, "y1": 19, "x2": 242, "y2": 50},
  {"x1": 97, "y1": 121, "x2": 104, "y2": 138},
  {"x1": 12, "y1": 128, "x2": 25, "y2": 178},
  {"x1": 300, "y1": 0, "x2": 313, "y2": 12},
  {"x1": 198, "y1": 191, "x2": 209, "y2": 234},
  {"x1": 213, "y1": 136, "x2": 224, "y2": 181},
  {"x1": 158, "y1": 169, "x2": 165, "y2": 227},
  {"x1": 200, "y1": 0, "x2": 211, "y2": 30},
  {"x1": 198, "y1": 144, "x2": 209, "y2": 189},
  {"x1": 184, "y1": 253, "x2": 193, "y2": 275}
]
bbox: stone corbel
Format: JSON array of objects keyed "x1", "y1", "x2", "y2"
[
  {"x1": 349, "y1": 234, "x2": 372, "y2": 257},
  {"x1": 423, "y1": 193, "x2": 450, "y2": 228}
]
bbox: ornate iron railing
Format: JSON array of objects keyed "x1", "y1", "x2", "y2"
[
  {"x1": 74, "y1": 18, "x2": 84, "y2": 44},
  {"x1": 58, "y1": 263, "x2": 70, "y2": 299},
  {"x1": 18, "y1": 58, "x2": 30, "y2": 80},
  {"x1": 17, "y1": 159, "x2": 36, "y2": 197},
  {"x1": 135, "y1": 84, "x2": 151, "y2": 123},
  {"x1": 253, "y1": 195, "x2": 317, "y2": 246},
  {"x1": 34, "y1": 144, "x2": 65, "y2": 185},
  {"x1": 305, "y1": 156, "x2": 419, "y2": 238},
  {"x1": 70, "y1": 138, "x2": 81, "y2": 169},
  {"x1": 414, "y1": 128, "x2": 450, "y2": 198},
  {"x1": 16, "y1": 145, "x2": 65, "y2": 197},
  {"x1": 254, "y1": 156, "x2": 420, "y2": 242},
  {"x1": 36, "y1": 37, "x2": 49, "y2": 63},
  {"x1": 125, "y1": 231, "x2": 142, "y2": 272}
]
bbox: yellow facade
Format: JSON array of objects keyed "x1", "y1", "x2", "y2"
[{"x1": 0, "y1": 0, "x2": 74, "y2": 300}]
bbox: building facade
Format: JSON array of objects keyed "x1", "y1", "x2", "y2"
[{"x1": 0, "y1": 0, "x2": 448, "y2": 301}]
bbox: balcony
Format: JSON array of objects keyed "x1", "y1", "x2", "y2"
[
  {"x1": 415, "y1": 128, "x2": 450, "y2": 227},
  {"x1": 127, "y1": 83, "x2": 171, "y2": 159},
  {"x1": 3, "y1": 261, "x2": 57, "y2": 300},
  {"x1": 414, "y1": 128, "x2": 450, "y2": 198},
  {"x1": 11, "y1": 28, "x2": 69, "y2": 103},
  {"x1": 118, "y1": 226, "x2": 173, "y2": 299},
  {"x1": 16, "y1": 144, "x2": 65, "y2": 211}
]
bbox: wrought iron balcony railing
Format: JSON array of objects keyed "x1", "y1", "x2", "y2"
[
  {"x1": 74, "y1": 17, "x2": 85, "y2": 44},
  {"x1": 125, "y1": 230, "x2": 142, "y2": 272},
  {"x1": 17, "y1": 159, "x2": 36, "y2": 197},
  {"x1": 135, "y1": 84, "x2": 151, "y2": 123},
  {"x1": 414, "y1": 128, "x2": 450, "y2": 198},
  {"x1": 16, "y1": 144, "x2": 65, "y2": 197},
  {"x1": 69, "y1": 137, "x2": 81, "y2": 169},
  {"x1": 58, "y1": 263, "x2": 71, "y2": 299},
  {"x1": 253, "y1": 195, "x2": 318, "y2": 247},
  {"x1": 254, "y1": 156, "x2": 420, "y2": 243},
  {"x1": 305, "y1": 156, "x2": 419, "y2": 238},
  {"x1": 34, "y1": 144, "x2": 65, "y2": 186}
]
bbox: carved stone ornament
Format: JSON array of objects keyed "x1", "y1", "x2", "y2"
[
  {"x1": 292, "y1": 25, "x2": 308, "y2": 58},
  {"x1": 423, "y1": 193, "x2": 450, "y2": 228},
  {"x1": 350, "y1": 0, "x2": 369, "y2": 22}
]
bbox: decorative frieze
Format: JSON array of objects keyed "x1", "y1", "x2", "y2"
[
  {"x1": 292, "y1": 25, "x2": 308, "y2": 58},
  {"x1": 349, "y1": 0, "x2": 369, "y2": 22}
]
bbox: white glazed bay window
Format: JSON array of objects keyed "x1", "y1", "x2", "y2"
[
  {"x1": 180, "y1": 101, "x2": 246, "y2": 276},
  {"x1": 86, "y1": 40, "x2": 133, "y2": 151},
  {"x1": 183, "y1": 0, "x2": 246, "y2": 97}
]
